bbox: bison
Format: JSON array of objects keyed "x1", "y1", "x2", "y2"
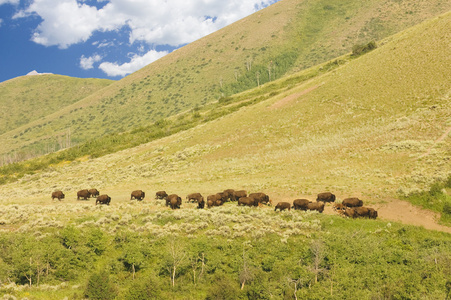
[
  {"x1": 342, "y1": 198, "x2": 363, "y2": 207},
  {"x1": 292, "y1": 199, "x2": 310, "y2": 210},
  {"x1": 88, "y1": 188, "x2": 100, "y2": 198},
  {"x1": 368, "y1": 208, "x2": 378, "y2": 219},
  {"x1": 96, "y1": 194, "x2": 111, "y2": 205},
  {"x1": 167, "y1": 194, "x2": 182, "y2": 209},
  {"x1": 354, "y1": 207, "x2": 370, "y2": 218},
  {"x1": 333, "y1": 203, "x2": 345, "y2": 212},
  {"x1": 316, "y1": 192, "x2": 336, "y2": 203},
  {"x1": 232, "y1": 190, "x2": 247, "y2": 201},
  {"x1": 197, "y1": 198, "x2": 205, "y2": 209},
  {"x1": 131, "y1": 190, "x2": 145, "y2": 201},
  {"x1": 156, "y1": 191, "x2": 168, "y2": 200},
  {"x1": 249, "y1": 192, "x2": 271, "y2": 205},
  {"x1": 238, "y1": 197, "x2": 257, "y2": 207},
  {"x1": 307, "y1": 202, "x2": 325, "y2": 213},
  {"x1": 223, "y1": 189, "x2": 235, "y2": 202},
  {"x1": 343, "y1": 207, "x2": 357, "y2": 218},
  {"x1": 274, "y1": 202, "x2": 291, "y2": 211},
  {"x1": 186, "y1": 193, "x2": 204, "y2": 203},
  {"x1": 77, "y1": 189, "x2": 90, "y2": 200},
  {"x1": 51, "y1": 190, "x2": 65, "y2": 201}
]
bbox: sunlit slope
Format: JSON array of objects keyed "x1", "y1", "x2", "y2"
[
  {"x1": 2, "y1": 12, "x2": 449, "y2": 205},
  {"x1": 0, "y1": 75, "x2": 112, "y2": 135},
  {"x1": 1, "y1": 0, "x2": 449, "y2": 161}
]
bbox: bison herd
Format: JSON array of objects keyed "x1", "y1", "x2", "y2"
[{"x1": 50, "y1": 189, "x2": 377, "y2": 219}]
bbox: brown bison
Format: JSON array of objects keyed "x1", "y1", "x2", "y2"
[
  {"x1": 51, "y1": 190, "x2": 65, "y2": 201},
  {"x1": 238, "y1": 197, "x2": 257, "y2": 207},
  {"x1": 368, "y1": 208, "x2": 378, "y2": 219},
  {"x1": 131, "y1": 190, "x2": 145, "y2": 201},
  {"x1": 343, "y1": 207, "x2": 357, "y2": 218},
  {"x1": 342, "y1": 198, "x2": 363, "y2": 207},
  {"x1": 197, "y1": 198, "x2": 205, "y2": 209},
  {"x1": 167, "y1": 194, "x2": 182, "y2": 209},
  {"x1": 307, "y1": 202, "x2": 325, "y2": 213},
  {"x1": 156, "y1": 191, "x2": 168, "y2": 200},
  {"x1": 316, "y1": 192, "x2": 336, "y2": 203},
  {"x1": 333, "y1": 203, "x2": 345, "y2": 212},
  {"x1": 96, "y1": 194, "x2": 111, "y2": 205},
  {"x1": 77, "y1": 189, "x2": 90, "y2": 200},
  {"x1": 207, "y1": 194, "x2": 224, "y2": 206},
  {"x1": 274, "y1": 202, "x2": 291, "y2": 211},
  {"x1": 223, "y1": 189, "x2": 235, "y2": 201},
  {"x1": 232, "y1": 190, "x2": 247, "y2": 201},
  {"x1": 292, "y1": 199, "x2": 310, "y2": 210},
  {"x1": 186, "y1": 193, "x2": 204, "y2": 203},
  {"x1": 249, "y1": 192, "x2": 271, "y2": 205},
  {"x1": 354, "y1": 207, "x2": 370, "y2": 218},
  {"x1": 88, "y1": 188, "x2": 100, "y2": 198}
]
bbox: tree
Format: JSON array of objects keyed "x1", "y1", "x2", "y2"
[
  {"x1": 309, "y1": 240, "x2": 326, "y2": 284},
  {"x1": 84, "y1": 269, "x2": 117, "y2": 300},
  {"x1": 165, "y1": 238, "x2": 187, "y2": 287}
]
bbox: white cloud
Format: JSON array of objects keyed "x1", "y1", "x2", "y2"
[
  {"x1": 99, "y1": 49, "x2": 168, "y2": 77},
  {"x1": 15, "y1": 0, "x2": 278, "y2": 48},
  {"x1": 80, "y1": 54, "x2": 103, "y2": 70}
]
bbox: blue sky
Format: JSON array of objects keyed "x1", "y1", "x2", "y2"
[{"x1": 0, "y1": 0, "x2": 279, "y2": 83}]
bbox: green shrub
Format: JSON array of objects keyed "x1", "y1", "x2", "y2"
[
  {"x1": 352, "y1": 41, "x2": 377, "y2": 56},
  {"x1": 84, "y1": 270, "x2": 117, "y2": 300}
]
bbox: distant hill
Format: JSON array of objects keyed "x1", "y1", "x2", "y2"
[
  {"x1": 0, "y1": 75, "x2": 112, "y2": 136},
  {"x1": 0, "y1": 0, "x2": 450, "y2": 162}
]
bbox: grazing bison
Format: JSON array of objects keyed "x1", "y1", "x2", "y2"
[
  {"x1": 51, "y1": 190, "x2": 65, "y2": 201},
  {"x1": 354, "y1": 207, "x2": 370, "y2": 218},
  {"x1": 342, "y1": 198, "x2": 363, "y2": 207},
  {"x1": 223, "y1": 189, "x2": 235, "y2": 202},
  {"x1": 167, "y1": 194, "x2": 182, "y2": 209},
  {"x1": 333, "y1": 203, "x2": 345, "y2": 212},
  {"x1": 131, "y1": 190, "x2": 145, "y2": 201},
  {"x1": 232, "y1": 190, "x2": 247, "y2": 201},
  {"x1": 316, "y1": 192, "x2": 336, "y2": 203},
  {"x1": 238, "y1": 197, "x2": 256, "y2": 207},
  {"x1": 77, "y1": 189, "x2": 90, "y2": 200},
  {"x1": 292, "y1": 199, "x2": 310, "y2": 210},
  {"x1": 275, "y1": 202, "x2": 291, "y2": 211},
  {"x1": 88, "y1": 188, "x2": 100, "y2": 198},
  {"x1": 368, "y1": 208, "x2": 378, "y2": 219},
  {"x1": 96, "y1": 194, "x2": 111, "y2": 205},
  {"x1": 186, "y1": 193, "x2": 204, "y2": 203},
  {"x1": 208, "y1": 194, "x2": 224, "y2": 205},
  {"x1": 307, "y1": 202, "x2": 325, "y2": 213},
  {"x1": 343, "y1": 207, "x2": 357, "y2": 218},
  {"x1": 197, "y1": 198, "x2": 205, "y2": 209},
  {"x1": 156, "y1": 191, "x2": 168, "y2": 200},
  {"x1": 249, "y1": 192, "x2": 271, "y2": 205}
]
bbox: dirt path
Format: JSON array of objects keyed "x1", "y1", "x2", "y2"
[{"x1": 321, "y1": 198, "x2": 451, "y2": 234}]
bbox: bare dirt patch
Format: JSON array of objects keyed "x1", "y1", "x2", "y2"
[{"x1": 269, "y1": 85, "x2": 320, "y2": 109}]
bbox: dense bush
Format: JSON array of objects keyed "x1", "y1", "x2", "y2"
[{"x1": 352, "y1": 41, "x2": 377, "y2": 56}]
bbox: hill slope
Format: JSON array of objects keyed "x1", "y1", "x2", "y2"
[
  {"x1": 1, "y1": 11, "x2": 449, "y2": 228},
  {"x1": 1, "y1": 0, "x2": 449, "y2": 161}
]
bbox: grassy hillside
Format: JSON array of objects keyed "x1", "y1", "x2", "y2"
[
  {"x1": 0, "y1": 12, "x2": 450, "y2": 299},
  {"x1": 1, "y1": 0, "x2": 449, "y2": 161},
  {"x1": 0, "y1": 11, "x2": 449, "y2": 211},
  {"x1": 0, "y1": 75, "x2": 112, "y2": 136}
]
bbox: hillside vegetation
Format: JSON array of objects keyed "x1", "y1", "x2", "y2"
[
  {"x1": 1, "y1": 0, "x2": 450, "y2": 161},
  {"x1": 0, "y1": 10, "x2": 450, "y2": 300}
]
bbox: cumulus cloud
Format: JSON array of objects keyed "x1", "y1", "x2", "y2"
[
  {"x1": 99, "y1": 49, "x2": 168, "y2": 77},
  {"x1": 80, "y1": 54, "x2": 103, "y2": 70},
  {"x1": 15, "y1": 0, "x2": 278, "y2": 48}
]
